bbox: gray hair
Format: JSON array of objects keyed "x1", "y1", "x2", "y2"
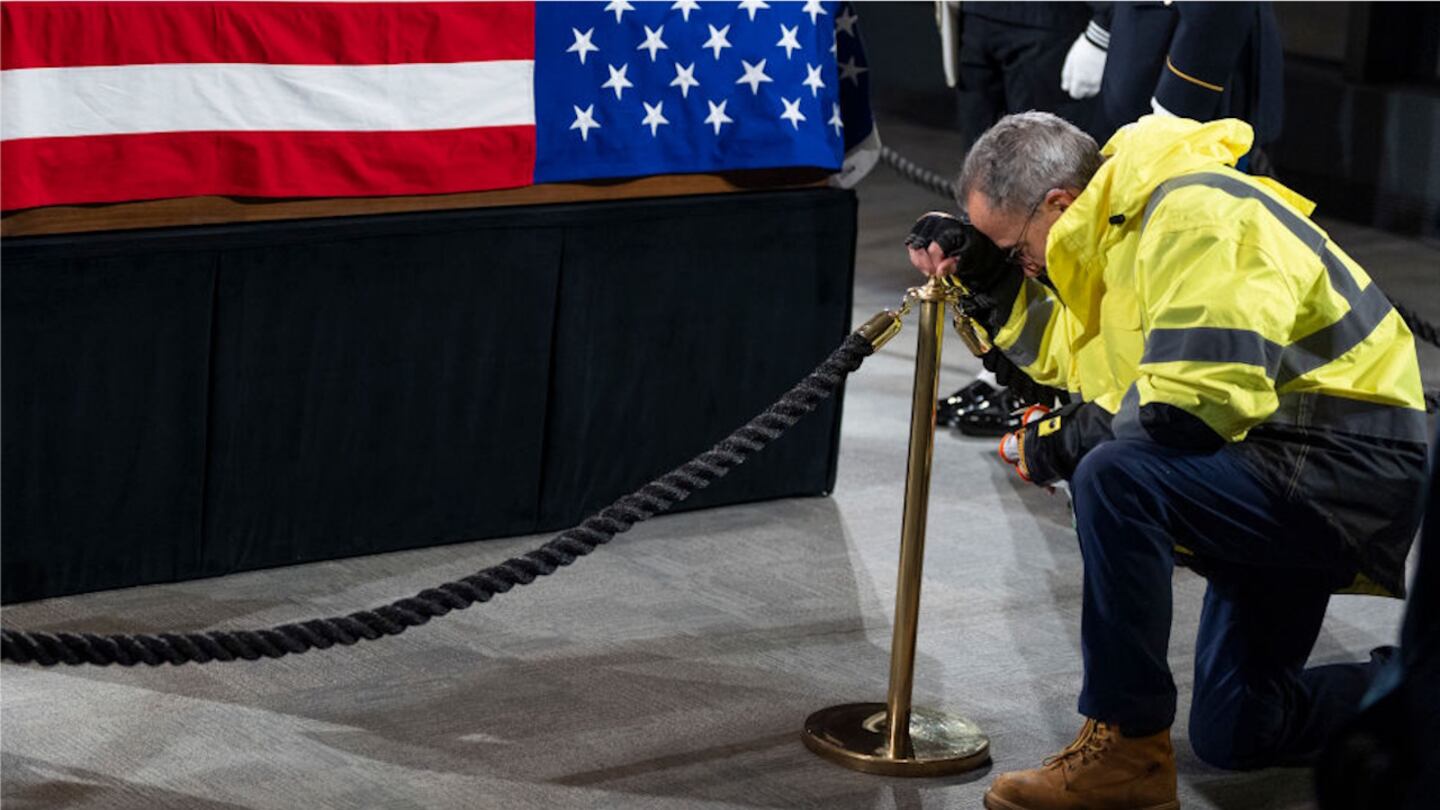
[{"x1": 957, "y1": 111, "x2": 1102, "y2": 217}]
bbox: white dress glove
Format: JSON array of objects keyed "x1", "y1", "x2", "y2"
[
  {"x1": 936, "y1": 0, "x2": 961, "y2": 89},
  {"x1": 1060, "y1": 32, "x2": 1107, "y2": 100},
  {"x1": 1149, "y1": 96, "x2": 1176, "y2": 117}
]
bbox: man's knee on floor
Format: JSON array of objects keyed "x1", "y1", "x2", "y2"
[{"x1": 1188, "y1": 692, "x2": 1284, "y2": 771}]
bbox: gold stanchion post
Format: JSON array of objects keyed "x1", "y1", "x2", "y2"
[{"x1": 801, "y1": 279, "x2": 990, "y2": 777}]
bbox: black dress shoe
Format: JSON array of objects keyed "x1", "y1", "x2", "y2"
[
  {"x1": 951, "y1": 389, "x2": 1028, "y2": 437},
  {"x1": 937, "y1": 378, "x2": 1001, "y2": 425}
]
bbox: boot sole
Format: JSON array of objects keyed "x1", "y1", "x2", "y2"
[{"x1": 983, "y1": 790, "x2": 1179, "y2": 810}]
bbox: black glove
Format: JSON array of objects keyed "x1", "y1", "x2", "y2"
[
  {"x1": 904, "y1": 212, "x2": 1012, "y2": 295},
  {"x1": 1016, "y1": 401, "x2": 1114, "y2": 486},
  {"x1": 982, "y1": 348, "x2": 1064, "y2": 407}
]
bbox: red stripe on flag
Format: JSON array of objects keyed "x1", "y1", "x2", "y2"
[
  {"x1": 1, "y1": 128, "x2": 537, "y2": 210},
  {"x1": 1, "y1": 2, "x2": 534, "y2": 69}
]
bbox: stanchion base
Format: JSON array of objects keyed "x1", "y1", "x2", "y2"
[{"x1": 802, "y1": 702, "x2": 990, "y2": 777}]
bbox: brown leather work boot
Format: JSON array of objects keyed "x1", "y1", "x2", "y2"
[{"x1": 982, "y1": 719, "x2": 1180, "y2": 810}]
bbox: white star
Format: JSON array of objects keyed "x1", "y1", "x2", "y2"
[
  {"x1": 828, "y1": 102, "x2": 843, "y2": 136},
  {"x1": 776, "y1": 24, "x2": 802, "y2": 59},
  {"x1": 802, "y1": 62, "x2": 825, "y2": 97},
  {"x1": 670, "y1": 62, "x2": 700, "y2": 98},
  {"x1": 779, "y1": 96, "x2": 806, "y2": 130},
  {"x1": 641, "y1": 100, "x2": 670, "y2": 136},
  {"x1": 605, "y1": 0, "x2": 634, "y2": 23},
  {"x1": 830, "y1": 39, "x2": 837, "y2": 56},
  {"x1": 671, "y1": 0, "x2": 701, "y2": 21},
  {"x1": 738, "y1": 0, "x2": 769, "y2": 22},
  {"x1": 839, "y1": 55, "x2": 868, "y2": 85},
  {"x1": 704, "y1": 98, "x2": 734, "y2": 135},
  {"x1": 802, "y1": 0, "x2": 827, "y2": 24},
  {"x1": 735, "y1": 58, "x2": 773, "y2": 95},
  {"x1": 566, "y1": 27, "x2": 599, "y2": 65},
  {"x1": 602, "y1": 63, "x2": 634, "y2": 100},
  {"x1": 836, "y1": 6, "x2": 859, "y2": 36},
  {"x1": 570, "y1": 104, "x2": 600, "y2": 141},
  {"x1": 636, "y1": 25, "x2": 668, "y2": 62},
  {"x1": 703, "y1": 24, "x2": 732, "y2": 60}
]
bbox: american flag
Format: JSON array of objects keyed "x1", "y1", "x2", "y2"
[{"x1": 0, "y1": 1, "x2": 875, "y2": 211}]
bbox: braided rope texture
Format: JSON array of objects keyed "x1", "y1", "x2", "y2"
[
  {"x1": 2, "y1": 333, "x2": 875, "y2": 667},
  {"x1": 880, "y1": 145, "x2": 956, "y2": 201}
]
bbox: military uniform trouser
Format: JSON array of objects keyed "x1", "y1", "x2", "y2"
[
  {"x1": 954, "y1": 13, "x2": 1103, "y2": 149},
  {"x1": 1070, "y1": 438, "x2": 1388, "y2": 769}
]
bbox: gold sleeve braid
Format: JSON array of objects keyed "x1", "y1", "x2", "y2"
[{"x1": 1164, "y1": 56, "x2": 1224, "y2": 93}]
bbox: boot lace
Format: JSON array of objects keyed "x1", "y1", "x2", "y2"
[{"x1": 1042, "y1": 719, "x2": 1114, "y2": 772}]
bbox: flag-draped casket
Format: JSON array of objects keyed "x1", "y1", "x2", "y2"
[
  {"x1": 0, "y1": 1, "x2": 871, "y2": 602},
  {"x1": 1, "y1": 1, "x2": 875, "y2": 210}
]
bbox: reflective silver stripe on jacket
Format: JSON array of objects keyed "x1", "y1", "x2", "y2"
[
  {"x1": 1139, "y1": 171, "x2": 1396, "y2": 385},
  {"x1": 1143, "y1": 326, "x2": 1283, "y2": 376},
  {"x1": 1111, "y1": 381, "x2": 1424, "y2": 444},
  {"x1": 1141, "y1": 172, "x2": 1361, "y2": 302},
  {"x1": 1276, "y1": 283, "x2": 1392, "y2": 384},
  {"x1": 1268, "y1": 392, "x2": 1428, "y2": 443},
  {"x1": 1000, "y1": 278, "x2": 1056, "y2": 368}
]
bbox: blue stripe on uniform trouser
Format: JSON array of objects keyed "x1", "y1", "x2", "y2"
[{"x1": 1070, "y1": 438, "x2": 1386, "y2": 768}]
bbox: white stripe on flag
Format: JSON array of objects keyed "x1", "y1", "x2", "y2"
[{"x1": 2, "y1": 61, "x2": 536, "y2": 140}]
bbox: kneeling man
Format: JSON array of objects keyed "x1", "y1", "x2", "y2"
[{"x1": 906, "y1": 112, "x2": 1428, "y2": 810}]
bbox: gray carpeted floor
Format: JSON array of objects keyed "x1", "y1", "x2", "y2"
[{"x1": 3, "y1": 115, "x2": 1435, "y2": 810}]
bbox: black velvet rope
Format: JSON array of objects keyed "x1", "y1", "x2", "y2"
[{"x1": 1, "y1": 332, "x2": 876, "y2": 667}]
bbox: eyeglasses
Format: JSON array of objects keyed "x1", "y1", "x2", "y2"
[{"x1": 1005, "y1": 193, "x2": 1049, "y2": 268}]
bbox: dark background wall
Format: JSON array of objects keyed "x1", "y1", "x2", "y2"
[
  {"x1": 854, "y1": 1, "x2": 1440, "y2": 241},
  {"x1": 1270, "y1": 2, "x2": 1440, "y2": 239}
]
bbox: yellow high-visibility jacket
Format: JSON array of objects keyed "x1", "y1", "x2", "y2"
[{"x1": 991, "y1": 115, "x2": 1429, "y2": 595}]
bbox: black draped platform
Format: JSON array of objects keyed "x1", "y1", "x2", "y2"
[{"x1": 2, "y1": 188, "x2": 857, "y2": 603}]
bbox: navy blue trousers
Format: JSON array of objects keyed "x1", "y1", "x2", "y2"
[{"x1": 1071, "y1": 439, "x2": 1384, "y2": 769}]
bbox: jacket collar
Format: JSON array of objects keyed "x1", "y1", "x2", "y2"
[{"x1": 1041, "y1": 115, "x2": 1256, "y2": 326}]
